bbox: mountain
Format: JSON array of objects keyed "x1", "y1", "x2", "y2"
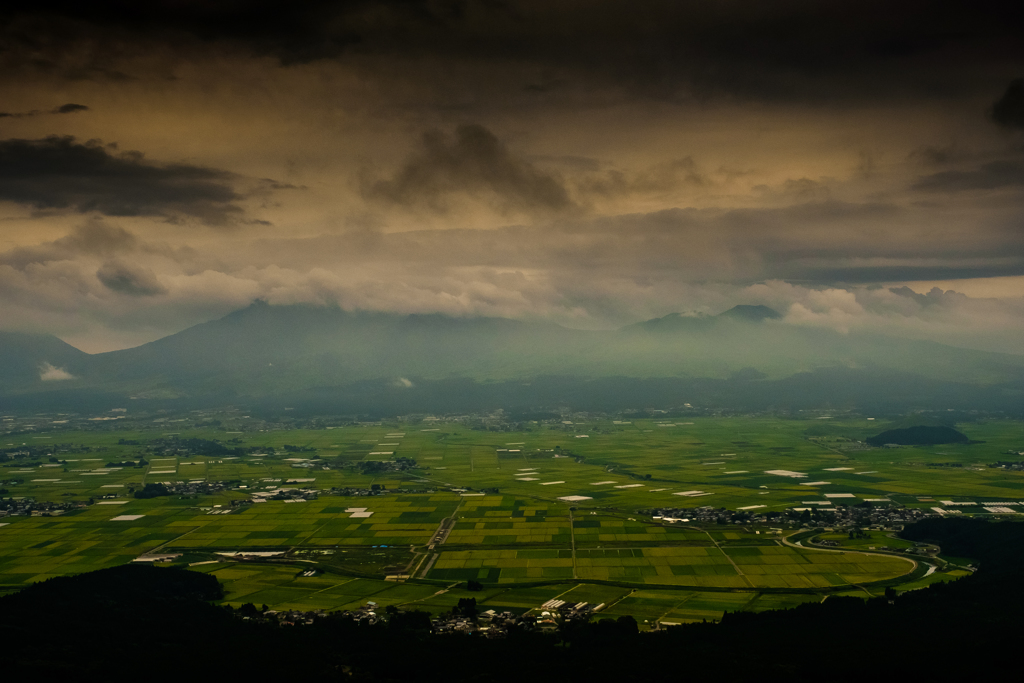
[
  {"x1": 866, "y1": 425, "x2": 971, "y2": 447},
  {"x1": 2, "y1": 302, "x2": 1024, "y2": 413},
  {"x1": 621, "y1": 305, "x2": 780, "y2": 332},
  {"x1": 0, "y1": 331, "x2": 91, "y2": 388},
  {"x1": 83, "y1": 302, "x2": 594, "y2": 394},
  {"x1": 717, "y1": 304, "x2": 783, "y2": 322}
]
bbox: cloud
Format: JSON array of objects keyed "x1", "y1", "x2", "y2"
[
  {"x1": 888, "y1": 286, "x2": 969, "y2": 308},
  {"x1": 395, "y1": 377, "x2": 414, "y2": 388},
  {"x1": 0, "y1": 103, "x2": 90, "y2": 117},
  {"x1": 912, "y1": 160, "x2": 1024, "y2": 192},
  {"x1": 60, "y1": 222, "x2": 139, "y2": 254},
  {"x1": 992, "y1": 79, "x2": 1024, "y2": 130},
  {"x1": 577, "y1": 158, "x2": 710, "y2": 199},
  {"x1": 96, "y1": 260, "x2": 167, "y2": 296},
  {"x1": 0, "y1": 4, "x2": 1022, "y2": 357},
  {"x1": 0, "y1": 222, "x2": 198, "y2": 272},
  {"x1": 2, "y1": 226, "x2": 1023, "y2": 356},
  {"x1": 39, "y1": 362, "x2": 75, "y2": 381},
  {"x1": 735, "y1": 279, "x2": 1024, "y2": 351},
  {"x1": 5, "y1": 2, "x2": 1023, "y2": 105},
  {"x1": 0, "y1": 136, "x2": 243, "y2": 224},
  {"x1": 228, "y1": 196, "x2": 1024, "y2": 286},
  {"x1": 53, "y1": 102, "x2": 89, "y2": 114},
  {"x1": 365, "y1": 124, "x2": 574, "y2": 214}
]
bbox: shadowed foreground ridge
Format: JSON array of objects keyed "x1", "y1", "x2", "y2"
[{"x1": 0, "y1": 519, "x2": 1020, "y2": 680}]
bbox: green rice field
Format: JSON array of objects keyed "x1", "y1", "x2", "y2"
[{"x1": 2, "y1": 414, "x2": 1021, "y2": 622}]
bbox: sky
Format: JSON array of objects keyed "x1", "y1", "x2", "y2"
[{"x1": 1, "y1": 1, "x2": 1023, "y2": 354}]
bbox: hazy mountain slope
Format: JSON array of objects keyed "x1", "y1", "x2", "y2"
[
  {"x1": 615, "y1": 312, "x2": 1024, "y2": 385},
  {"x1": 3, "y1": 302, "x2": 1024, "y2": 409},
  {"x1": 0, "y1": 332, "x2": 91, "y2": 388},
  {"x1": 84, "y1": 303, "x2": 595, "y2": 393}
]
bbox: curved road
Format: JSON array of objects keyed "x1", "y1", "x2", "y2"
[{"x1": 780, "y1": 532, "x2": 919, "y2": 586}]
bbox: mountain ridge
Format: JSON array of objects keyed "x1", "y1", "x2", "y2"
[{"x1": 2, "y1": 302, "x2": 1023, "y2": 412}]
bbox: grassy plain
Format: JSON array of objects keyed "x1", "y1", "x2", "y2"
[{"x1": 2, "y1": 415, "x2": 1022, "y2": 622}]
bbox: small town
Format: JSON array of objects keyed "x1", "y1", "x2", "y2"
[{"x1": 232, "y1": 595, "x2": 609, "y2": 638}]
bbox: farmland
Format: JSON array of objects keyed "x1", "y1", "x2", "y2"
[{"x1": 1, "y1": 412, "x2": 1021, "y2": 623}]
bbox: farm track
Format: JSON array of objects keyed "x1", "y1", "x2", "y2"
[
  {"x1": 148, "y1": 525, "x2": 202, "y2": 554},
  {"x1": 428, "y1": 499, "x2": 464, "y2": 549},
  {"x1": 419, "y1": 553, "x2": 440, "y2": 578},
  {"x1": 703, "y1": 529, "x2": 755, "y2": 589},
  {"x1": 569, "y1": 509, "x2": 577, "y2": 579}
]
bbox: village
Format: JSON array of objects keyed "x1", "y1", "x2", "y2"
[
  {"x1": 233, "y1": 595, "x2": 606, "y2": 638},
  {"x1": 640, "y1": 503, "x2": 936, "y2": 527},
  {"x1": 0, "y1": 496, "x2": 87, "y2": 517}
]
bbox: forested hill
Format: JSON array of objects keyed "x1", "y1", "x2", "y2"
[
  {"x1": 2, "y1": 519, "x2": 1022, "y2": 679},
  {"x1": 866, "y1": 425, "x2": 971, "y2": 446}
]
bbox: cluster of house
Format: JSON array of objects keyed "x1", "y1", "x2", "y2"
[
  {"x1": 0, "y1": 497, "x2": 86, "y2": 517},
  {"x1": 641, "y1": 503, "x2": 936, "y2": 528},
  {"x1": 159, "y1": 480, "x2": 232, "y2": 496},
  {"x1": 642, "y1": 505, "x2": 730, "y2": 523},
  {"x1": 260, "y1": 609, "x2": 329, "y2": 626},
  {"x1": 325, "y1": 486, "x2": 426, "y2": 497},
  {"x1": 806, "y1": 505, "x2": 934, "y2": 527},
  {"x1": 811, "y1": 535, "x2": 935, "y2": 555},
  {"x1": 874, "y1": 544, "x2": 934, "y2": 554},
  {"x1": 247, "y1": 486, "x2": 319, "y2": 503},
  {"x1": 2, "y1": 442, "x2": 92, "y2": 463},
  {"x1": 232, "y1": 600, "x2": 609, "y2": 637},
  {"x1": 239, "y1": 603, "x2": 381, "y2": 627},
  {"x1": 352, "y1": 457, "x2": 419, "y2": 474},
  {"x1": 241, "y1": 483, "x2": 453, "y2": 502},
  {"x1": 439, "y1": 600, "x2": 602, "y2": 636},
  {"x1": 990, "y1": 457, "x2": 1024, "y2": 471},
  {"x1": 431, "y1": 609, "x2": 538, "y2": 636},
  {"x1": 537, "y1": 599, "x2": 602, "y2": 623}
]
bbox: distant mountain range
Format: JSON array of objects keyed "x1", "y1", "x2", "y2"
[{"x1": 2, "y1": 301, "x2": 1024, "y2": 414}]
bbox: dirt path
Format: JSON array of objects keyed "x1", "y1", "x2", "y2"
[
  {"x1": 569, "y1": 508, "x2": 577, "y2": 579},
  {"x1": 428, "y1": 498, "x2": 464, "y2": 549},
  {"x1": 703, "y1": 530, "x2": 754, "y2": 589},
  {"x1": 418, "y1": 553, "x2": 440, "y2": 579}
]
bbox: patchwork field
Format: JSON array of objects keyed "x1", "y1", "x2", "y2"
[
  {"x1": 428, "y1": 539, "x2": 913, "y2": 587},
  {"x1": 196, "y1": 560, "x2": 834, "y2": 625},
  {"x1": 2, "y1": 414, "x2": 1020, "y2": 621}
]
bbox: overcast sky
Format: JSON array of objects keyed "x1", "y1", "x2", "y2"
[{"x1": 1, "y1": 1, "x2": 1023, "y2": 353}]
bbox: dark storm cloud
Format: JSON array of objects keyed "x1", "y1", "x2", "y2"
[
  {"x1": 991, "y1": 79, "x2": 1024, "y2": 130},
  {"x1": 4, "y1": 2, "x2": 1023, "y2": 102},
  {"x1": 906, "y1": 146, "x2": 970, "y2": 167},
  {"x1": 53, "y1": 102, "x2": 88, "y2": 113},
  {"x1": 912, "y1": 161, "x2": 1024, "y2": 192},
  {"x1": 245, "y1": 198, "x2": 1024, "y2": 286},
  {"x1": 57, "y1": 222, "x2": 138, "y2": 255},
  {"x1": 0, "y1": 1, "x2": 361, "y2": 65},
  {"x1": 0, "y1": 103, "x2": 89, "y2": 117},
  {"x1": 95, "y1": 260, "x2": 167, "y2": 296},
  {"x1": 0, "y1": 136, "x2": 243, "y2": 224},
  {"x1": 365, "y1": 124, "x2": 574, "y2": 213}
]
